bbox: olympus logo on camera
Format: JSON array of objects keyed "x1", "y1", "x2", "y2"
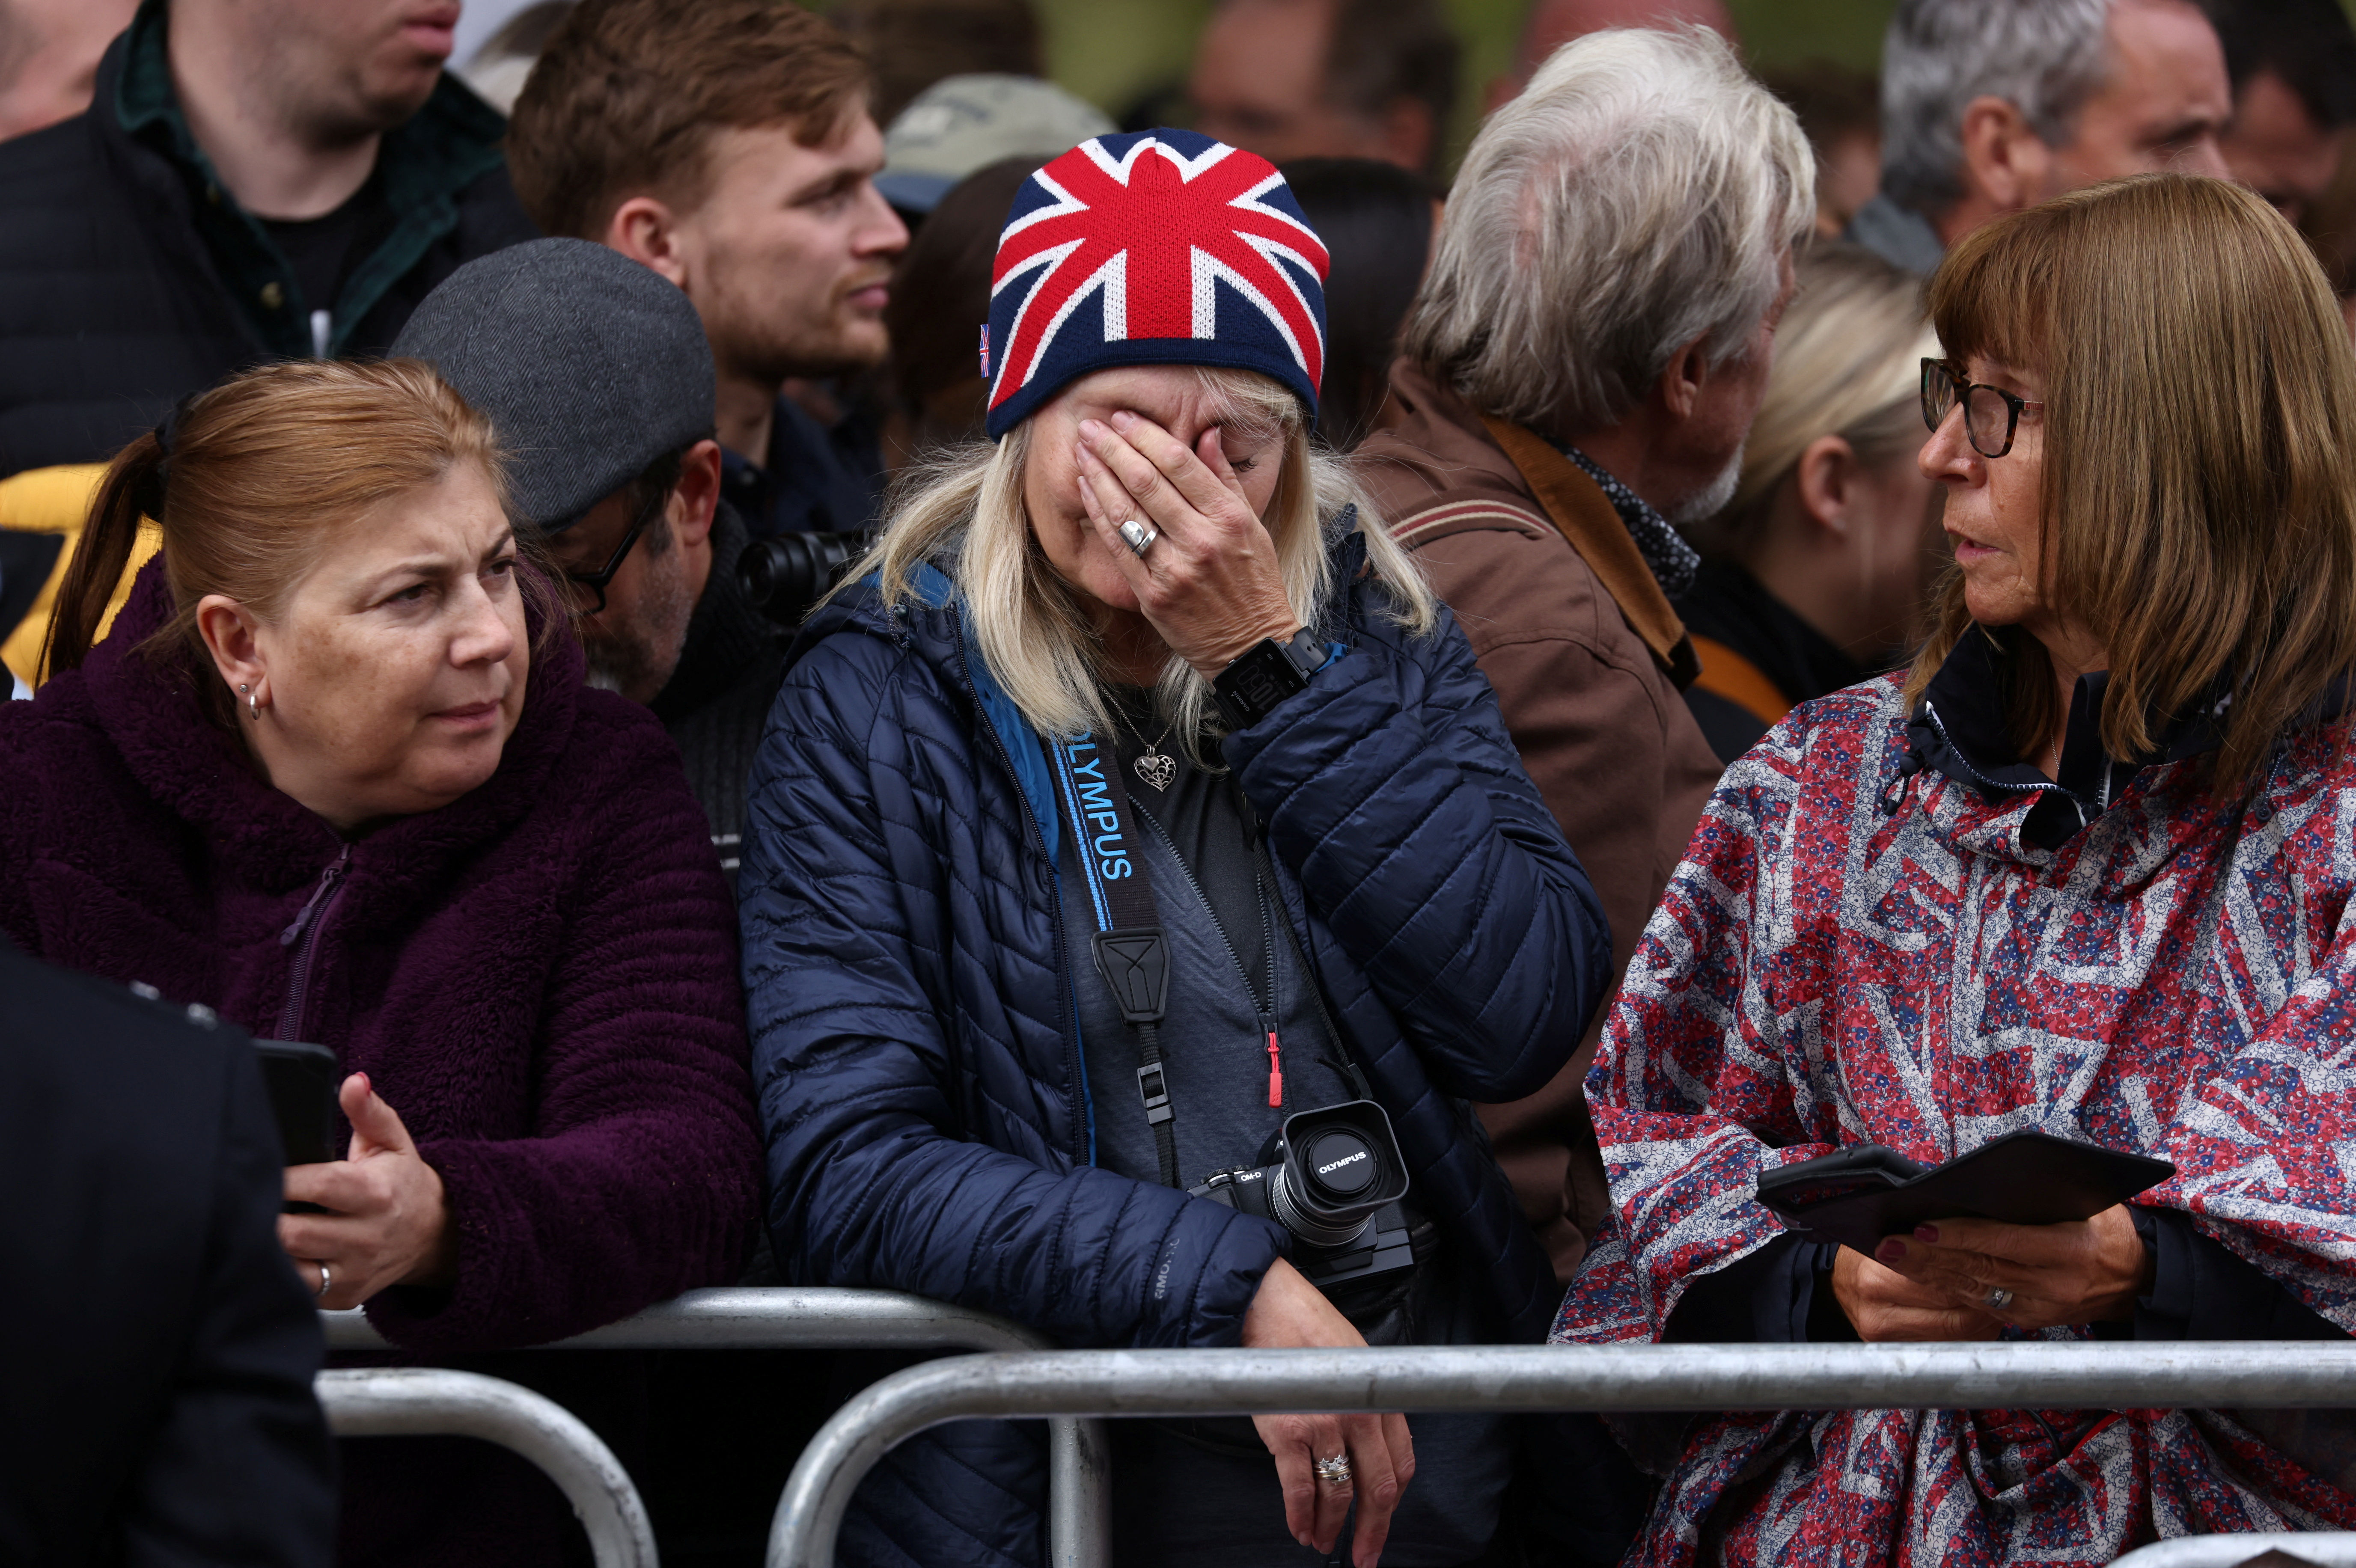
[{"x1": 1316, "y1": 1151, "x2": 1369, "y2": 1176}]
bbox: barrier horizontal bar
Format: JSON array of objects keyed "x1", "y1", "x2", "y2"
[
  {"x1": 2111, "y1": 1533, "x2": 2356, "y2": 1566},
  {"x1": 319, "y1": 1367, "x2": 656, "y2": 1568},
  {"x1": 322, "y1": 1286, "x2": 1053, "y2": 1352},
  {"x1": 323, "y1": 1288, "x2": 1104, "y2": 1568},
  {"x1": 767, "y1": 1341, "x2": 2356, "y2": 1568}
]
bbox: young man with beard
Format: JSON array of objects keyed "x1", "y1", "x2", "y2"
[
  {"x1": 505, "y1": 0, "x2": 907, "y2": 541},
  {"x1": 393, "y1": 239, "x2": 782, "y2": 883}
]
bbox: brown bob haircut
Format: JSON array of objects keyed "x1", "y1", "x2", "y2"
[
  {"x1": 506, "y1": 0, "x2": 872, "y2": 241},
  {"x1": 1907, "y1": 174, "x2": 2356, "y2": 792},
  {"x1": 45, "y1": 360, "x2": 555, "y2": 724}
]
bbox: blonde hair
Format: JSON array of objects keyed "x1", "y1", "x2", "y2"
[
  {"x1": 1704, "y1": 242, "x2": 1937, "y2": 549},
  {"x1": 1905, "y1": 174, "x2": 2356, "y2": 790},
  {"x1": 48, "y1": 359, "x2": 547, "y2": 719},
  {"x1": 857, "y1": 366, "x2": 1436, "y2": 751}
]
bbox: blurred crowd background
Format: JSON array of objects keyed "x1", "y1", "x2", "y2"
[
  {"x1": 449, "y1": 0, "x2": 1895, "y2": 157},
  {"x1": 12, "y1": 0, "x2": 2356, "y2": 272},
  {"x1": 0, "y1": 0, "x2": 2239, "y2": 173}
]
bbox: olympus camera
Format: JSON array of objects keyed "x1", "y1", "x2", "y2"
[{"x1": 1191, "y1": 1100, "x2": 1416, "y2": 1292}]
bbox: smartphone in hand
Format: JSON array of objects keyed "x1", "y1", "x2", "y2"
[{"x1": 253, "y1": 1039, "x2": 338, "y2": 1210}]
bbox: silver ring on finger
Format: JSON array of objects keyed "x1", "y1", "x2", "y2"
[
  {"x1": 1314, "y1": 1453, "x2": 1354, "y2": 1489},
  {"x1": 1984, "y1": 1286, "x2": 2013, "y2": 1312},
  {"x1": 315, "y1": 1261, "x2": 332, "y2": 1300},
  {"x1": 1118, "y1": 518, "x2": 1158, "y2": 558}
]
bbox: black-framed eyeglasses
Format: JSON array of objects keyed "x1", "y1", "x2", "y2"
[
  {"x1": 1921, "y1": 358, "x2": 2046, "y2": 459},
  {"x1": 558, "y1": 486, "x2": 666, "y2": 615}
]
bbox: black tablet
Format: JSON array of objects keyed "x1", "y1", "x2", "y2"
[
  {"x1": 253, "y1": 1038, "x2": 339, "y2": 1169},
  {"x1": 1755, "y1": 1129, "x2": 2176, "y2": 1254}
]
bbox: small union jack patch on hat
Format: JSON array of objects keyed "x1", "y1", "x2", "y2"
[{"x1": 983, "y1": 129, "x2": 1330, "y2": 439}]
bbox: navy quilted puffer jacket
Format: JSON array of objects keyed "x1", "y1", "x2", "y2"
[{"x1": 740, "y1": 529, "x2": 1612, "y2": 1568}]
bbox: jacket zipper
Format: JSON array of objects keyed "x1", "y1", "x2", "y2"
[
  {"x1": 1132, "y1": 808, "x2": 1287, "y2": 1111},
  {"x1": 1920, "y1": 700, "x2": 2094, "y2": 831},
  {"x1": 944, "y1": 614, "x2": 1093, "y2": 1164},
  {"x1": 277, "y1": 844, "x2": 351, "y2": 1041},
  {"x1": 1252, "y1": 837, "x2": 1367, "y2": 1101}
]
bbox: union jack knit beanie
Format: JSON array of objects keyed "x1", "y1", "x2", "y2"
[{"x1": 983, "y1": 129, "x2": 1330, "y2": 439}]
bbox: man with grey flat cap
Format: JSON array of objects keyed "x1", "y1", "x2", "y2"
[{"x1": 393, "y1": 237, "x2": 784, "y2": 880}]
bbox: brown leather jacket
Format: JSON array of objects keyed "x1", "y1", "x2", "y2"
[{"x1": 1355, "y1": 359, "x2": 1722, "y2": 1283}]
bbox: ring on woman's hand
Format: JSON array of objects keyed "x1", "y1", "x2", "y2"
[
  {"x1": 1314, "y1": 1454, "x2": 1354, "y2": 1488},
  {"x1": 1984, "y1": 1286, "x2": 2013, "y2": 1312},
  {"x1": 315, "y1": 1262, "x2": 332, "y2": 1300},
  {"x1": 1117, "y1": 519, "x2": 1158, "y2": 558}
]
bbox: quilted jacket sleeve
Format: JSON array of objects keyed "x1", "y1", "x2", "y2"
[
  {"x1": 1221, "y1": 594, "x2": 1612, "y2": 1106},
  {"x1": 741, "y1": 631, "x2": 1286, "y2": 1350}
]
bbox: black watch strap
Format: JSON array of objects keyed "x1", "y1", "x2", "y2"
[{"x1": 1211, "y1": 628, "x2": 1329, "y2": 731}]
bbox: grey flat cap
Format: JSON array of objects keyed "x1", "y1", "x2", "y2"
[{"x1": 391, "y1": 238, "x2": 715, "y2": 532}]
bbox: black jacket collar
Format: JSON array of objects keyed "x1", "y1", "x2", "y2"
[
  {"x1": 1901, "y1": 627, "x2": 2227, "y2": 849},
  {"x1": 1676, "y1": 561, "x2": 1876, "y2": 710}
]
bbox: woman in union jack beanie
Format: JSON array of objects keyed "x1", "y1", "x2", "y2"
[{"x1": 739, "y1": 130, "x2": 1626, "y2": 1568}]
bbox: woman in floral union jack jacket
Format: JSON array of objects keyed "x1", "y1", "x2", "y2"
[{"x1": 1559, "y1": 172, "x2": 2356, "y2": 1563}]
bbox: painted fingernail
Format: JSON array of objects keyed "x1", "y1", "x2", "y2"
[
  {"x1": 1876, "y1": 1238, "x2": 1906, "y2": 1264},
  {"x1": 1110, "y1": 410, "x2": 1135, "y2": 430},
  {"x1": 1914, "y1": 1225, "x2": 1940, "y2": 1244}
]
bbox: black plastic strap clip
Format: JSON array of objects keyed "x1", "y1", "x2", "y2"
[
  {"x1": 1136, "y1": 1063, "x2": 1174, "y2": 1125},
  {"x1": 1092, "y1": 927, "x2": 1169, "y2": 1023}
]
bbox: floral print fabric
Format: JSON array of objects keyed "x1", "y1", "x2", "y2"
[{"x1": 1556, "y1": 674, "x2": 2356, "y2": 1564}]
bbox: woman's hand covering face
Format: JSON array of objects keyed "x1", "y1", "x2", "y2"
[
  {"x1": 1022, "y1": 366, "x2": 1299, "y2": 681},
  {"x1": 1072, "y1": 409, "x2": 1302, "y2": 678},
  {"x1": 1835, "y1": 1204, "x2": 2152, "y2": 1338}
]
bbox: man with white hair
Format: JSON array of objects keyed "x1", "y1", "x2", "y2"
[
  {"x1": 1357, "y1": 24, "x2": 1812, "y2": 1305},
  {"x1": 1851, "y1": 0, "x2": 2231, "y2": 271}
]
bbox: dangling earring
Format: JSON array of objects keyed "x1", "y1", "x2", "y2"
[{"x1": 239, "y1": 681, "x2": 259, "y2": 720}]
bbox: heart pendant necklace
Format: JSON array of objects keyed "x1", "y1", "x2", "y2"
[{"x1": 1131, "y1": 722, "x2": 1178, "y2": 792}]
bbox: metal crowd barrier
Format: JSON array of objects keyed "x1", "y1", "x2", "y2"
[
  {"x1": 2112, "y1": 1536, "x2": 2356, "y2": 1566},
  {"x1": 763, "y1": 1340, "x2": 2356, "y2": 1568},
  {"x1": 322, "y1": 1287, "x2": 1111, "y2": 1568},
  {"x1": 318, "y1": 1367, "x2": 657, "y2": 1568}
]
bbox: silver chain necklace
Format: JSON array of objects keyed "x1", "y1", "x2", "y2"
[{"x1": 1127, "y1": 715, "x2": 1178, "y2": 792}]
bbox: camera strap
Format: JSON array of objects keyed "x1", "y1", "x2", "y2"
[{"x1": 1049, "y1": 732, "x2": 1181, "y2": 1187}]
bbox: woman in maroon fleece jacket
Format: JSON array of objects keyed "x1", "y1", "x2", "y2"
[{"x1": 1, "y1": 359, "x2": 762, "y2": 1566}]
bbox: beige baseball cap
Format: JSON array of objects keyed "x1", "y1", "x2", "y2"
[{"x1": 878, "y1": 74, "x2": 1116, "y2": 214}]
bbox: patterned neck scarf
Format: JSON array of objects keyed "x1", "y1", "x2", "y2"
[{"x1": 1551, "y1": 442, "x2": 1701, "y2": 602}]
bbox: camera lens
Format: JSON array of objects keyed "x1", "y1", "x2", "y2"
[
  {"x1": 1217, "y1": 1100, "x2": 1413, "y2": 1255},
  {"x1": 739, "y1": 530, "x2": 870, "y2": 626},
  {"x1": 1300, "y1": 1128, "x2": 1381, "y2": 1201}
]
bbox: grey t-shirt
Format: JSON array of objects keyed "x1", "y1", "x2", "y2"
[{"x1": 1058, "y1": 704, "x2": 1352, "y2": 1185}]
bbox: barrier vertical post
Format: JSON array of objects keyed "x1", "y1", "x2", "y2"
[
  {"x1": 1048, "y1": 1417, "x2": 1111, "y2": 1568},
  {"x1": 319, "y1": 1367, "x2": 657, "y2": 1568}
]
